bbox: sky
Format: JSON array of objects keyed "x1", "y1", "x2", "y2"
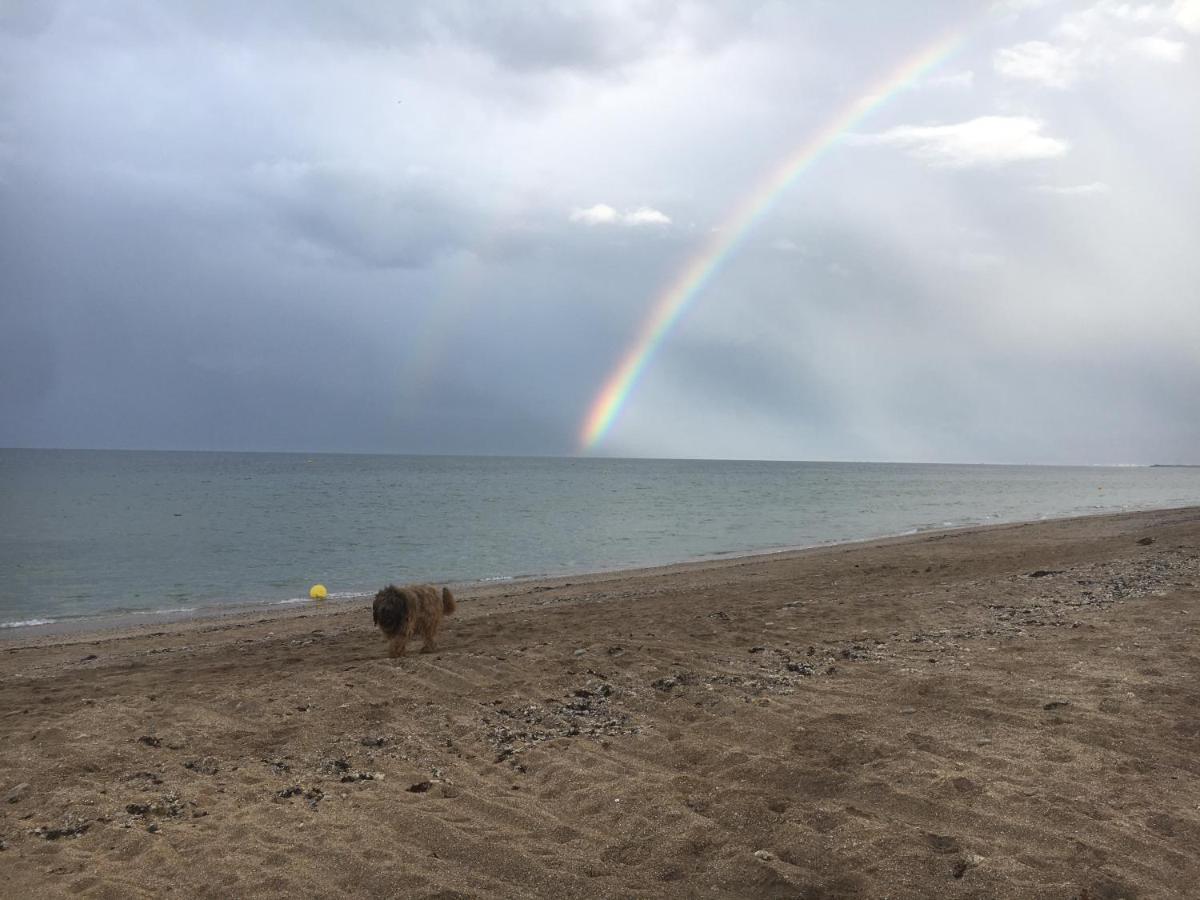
[{"x1": 2, "y1": 0, "x2": 1198, "y2": 463}]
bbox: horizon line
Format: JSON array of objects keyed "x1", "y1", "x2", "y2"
[{"x1": 0, "y1": 445, "x2": 1179, "y2": 468}]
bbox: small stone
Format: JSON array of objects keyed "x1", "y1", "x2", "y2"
[
  {"x1": 407, "y1": 781, "x2": 433, "y2": 793},
  {"x1": 146, "y1": 823, "x2": 159, "y2": 834},
  {"x1": 5, "y1": 783, "x2": 30, "y2": 804},
  {"x1": 926, "y1": 833, "x2": 960, "y2": 854},
  {"x1": 753, "y1": 849, "x2": 776, "y2": 861},
  {"x1": 1042, "y1": 700, "x2": 1070, "y2": 710},
  {"x1": 36, "y1": 818, "x2": 89, "y2": 840},
  {"x1": 184, "y1": 757, "x2": 219, "y2": 776},
  {"x1": 573, "y1": 649, "x2": 587, "y2": 657},
  {"x1": 1136, "y1": 537, "x2": 1155, "y2": 546}
]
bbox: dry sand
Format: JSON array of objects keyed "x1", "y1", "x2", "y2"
[{"x1": 2, "y1": 507, "x2": 1199, "y2": 898}]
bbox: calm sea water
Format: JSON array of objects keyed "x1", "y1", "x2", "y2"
[{"x1": 2, "y1": 449, "x2": 1198, "y2": 631}]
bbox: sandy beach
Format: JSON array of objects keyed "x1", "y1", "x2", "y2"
[{"x1": 2, "y1": 506, "x2": 1198, "y2": 898}]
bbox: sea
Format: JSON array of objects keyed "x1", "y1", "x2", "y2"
[{"x1": 2, "y1": 449, "x2": 1198, "y2": 634}]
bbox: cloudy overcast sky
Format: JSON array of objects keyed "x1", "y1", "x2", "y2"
[{"x1": 2, "y1": 0, "x2": 1198, "y2": 463}]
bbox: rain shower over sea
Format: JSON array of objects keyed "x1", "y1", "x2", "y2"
[{"x1": 2, "y1": 449, "x2": 1197, "y2": 631}]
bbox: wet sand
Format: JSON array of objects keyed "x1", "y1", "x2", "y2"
[{"x1": 2, "y1": 507, "x2": 1199, "y2": 898}]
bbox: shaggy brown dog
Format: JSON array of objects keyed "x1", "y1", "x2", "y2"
[{"x1": 372, "y1": 584, "x2": 456, "y2": 657}]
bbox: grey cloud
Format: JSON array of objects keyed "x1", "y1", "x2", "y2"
[
  {"x1": 56, "y1": 0, "x2": 760, "y2": 74},
  {"x1": 0, "y1": 0, "x2": 58, "y2": 36},
  {"x1": 428, "y1": 0, "x2": 679, "y2": 72},
  {"x1": 248, "y1": 161, "x2": 478, "y2": 269}
]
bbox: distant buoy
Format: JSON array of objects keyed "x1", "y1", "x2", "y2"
[{"x1": 309, "y1": 584, "x2": 328, "y2": 600}]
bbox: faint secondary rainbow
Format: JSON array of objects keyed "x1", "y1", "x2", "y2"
[{"x1": 579, "y1": 28, "x2": 969, "y2": 451}]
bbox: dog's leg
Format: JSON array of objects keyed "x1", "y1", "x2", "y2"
[
  {"x1": 389, "y1": 635, "x2": 407, "y2": 658},
  {"x1": 419, "y1": 626, "x2": 437, "y2": 653}
]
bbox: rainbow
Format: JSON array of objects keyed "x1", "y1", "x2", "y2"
[{"x1": 579, "y1": 28, "x2": 969, "y2": 451}]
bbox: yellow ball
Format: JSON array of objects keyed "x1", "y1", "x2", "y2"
[{"x1": 309, "y1": 584, "x2": 328, "y2": 600}]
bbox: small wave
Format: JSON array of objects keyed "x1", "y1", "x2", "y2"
[
  {"x1": 480, "y1": 575, "x2": 514, "y2": 583},
  {"x1": 131, "y1": 607, "x2": 197, "y2": 616},
  {"x1": 276, "y1": 590, "x2": 368, "y2": 606},
  {"x1": 0, "y1": 618, "x2": 55, "y2": 629}
]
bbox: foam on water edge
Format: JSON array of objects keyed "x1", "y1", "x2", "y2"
[
  {"x1": 131, "y1": 607, "x2": 197, "y2": 616},
  {"x1": 275, "y1": 590, "x2": 369, "y2": 606}
]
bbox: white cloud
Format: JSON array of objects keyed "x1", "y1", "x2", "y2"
[
  {"x1": 1056, "y1": 2, "x2": 1166, "y2": 42},
  {"x1": 1033, "y1": 181, "x2": 1112, "y2": 195},
  {"x1": 1177, "y1": 0, "x2": 1200, "y2": 32},
  {"x1": 1132, "y1": 35, "x2": 1187, "y2": 60},
  {"x1": 994, "y1": 40, "x2": 1083, "y2": 87},
  {"x1": 856, "y1": 116, "x2": 1069, "y2": 168},
  {"x1": 1091, "y1": 3, "x2": 1164, "y2": 26},
  {"x1": 997, "y1": 1, "x2": 1191, "y2": 87},
  {"x1": 570, "y1": 203, "x2": 620, "y2": 225},
  {"x1": 623, "y1": 206, "x2": 672, "y2": 226},
  {"x1": 570, "y1": 203, "x2": 671, "y2": 226}
]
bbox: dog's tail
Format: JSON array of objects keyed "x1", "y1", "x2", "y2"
[{"x1": 442, "y1": 587, "x2": 456, "y2": 616}]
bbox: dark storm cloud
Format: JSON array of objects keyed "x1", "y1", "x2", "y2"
[{"x1": 0, "y1": 166, "x2": 577, "y2": 455}]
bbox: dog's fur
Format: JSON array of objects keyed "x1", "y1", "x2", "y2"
[{"x1": 372, "y1": 584, "x2": 456, "y2": 657}]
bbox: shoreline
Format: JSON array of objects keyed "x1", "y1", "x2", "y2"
[
  {"x1": 2, "y1": 504, "x2": 1194, "y2": 651},
  {"x1": 2, "y1": 504, "x2": 1199, "y2": 897}
]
